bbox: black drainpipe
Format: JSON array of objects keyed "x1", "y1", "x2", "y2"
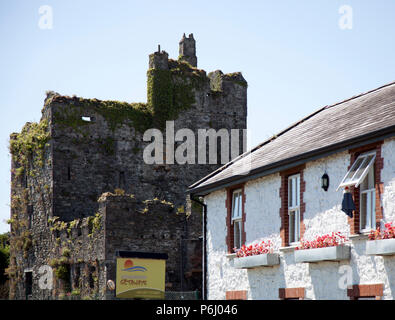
[{"x1": 190, "y1": 195, "x2": 207, "y2": 300}]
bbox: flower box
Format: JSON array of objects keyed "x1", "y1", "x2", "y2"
[
  {"x1": 233, "y1": 253, "x2": 280, "y2": 269},
  {"x1": 366, "y1": 238, "x2": 395, "y2": 256},
  {"x1": 294, "y1": 245, "x2": 351, "y2": 263}
]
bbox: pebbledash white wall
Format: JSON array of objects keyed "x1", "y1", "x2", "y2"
[{"x1": 204, "y1": 137, "x2": 395, "y2": 300}]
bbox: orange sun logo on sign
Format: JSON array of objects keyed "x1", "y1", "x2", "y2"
[
  {"x1": 124, "y1": 259, "x2": 134, "y2": 269},
  {"x1": 121, "y1": 259, "x2": 147, "y2": 272}
]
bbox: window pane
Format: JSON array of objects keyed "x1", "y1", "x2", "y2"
[
  {"x1": 360, "y1": 193, "x2": 367, "y2": 230},
  {"x1": 360, "y1": 189, "x2": 376, "y2": 231},
  {"x1": 296, "y1": 176, "x2": 300, "y2": 206},
  {"x1": 295, "y1": 210, "x2": 300, "y2": 242},
  {"x1": 238, "y1": 192, "x2": 242, "y2": 218},
  {"x1": 367, "y1": 165, "x2": 375, "y2": 189},
  {"x1": 289, "y1": 212, "x2": 295, "y2": 243},
  {"x1": 353, "y1": 155, "x2": 374, "y2": 182},
  {"x1": 234, "y1": 220, "x2": 241, "y2": 248},
  {"x1": 288, "y1": 175, "x2": 300, "y2": 208},
  {"x1": 338, "y1": 153, "x2": 376, "y2": 189},
  {"x1": 234, "y1": 193, "x2": 239, "y2": 218},
  {"x1": 366, "y1": 192, "x2": 371, "y2": 229},
  {"x1": 370, "y1": 190, "x2": 376, "y2": 229},
  {"x1": 232, "y1": 191, "x2": 241, "y2": 219},
  {"x1": 344, "y1": 157, "x2": 365, "y2": 184}
]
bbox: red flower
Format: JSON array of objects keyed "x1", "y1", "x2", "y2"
[
  {"x1": 296, "y1": 232, "x2": 348, "y2": 250},
  {"x1": 369, "y1": 222, "x2": 395, "y2": 241},
  {"x1": 234, "y1": 239, "x2": 274, "y2": 257}
]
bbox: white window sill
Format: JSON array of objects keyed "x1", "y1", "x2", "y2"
[
  {"x1": 226, "y1": 253, "x2": 237, "y2": 259},
  {"x1": 279, "y1": 245, "x2": 299, "y2": 252}
]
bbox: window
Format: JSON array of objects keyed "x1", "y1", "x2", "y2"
[
  {"x1": 81, "y1": 116, "x2": 91, "y2": 122},
  {"x1": 288, "y1": 174, "x2": 300, "y2": 244},
  {"x1": 337, "y1": 152, "x2": 376, "y2": 190},
  {"x1": 231, "y1": 189, "x2": 243, "y2": 249},
  {"x1": 338, "y1": 151, "x2": 376, "y2": 232}
]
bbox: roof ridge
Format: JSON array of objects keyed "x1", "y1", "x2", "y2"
[
  {"x1": 188, "y1": 80, "x2": 395, "y2": 191},
  {"x1": 324, "y1": 80, "x2": 395, "y2": 110}
]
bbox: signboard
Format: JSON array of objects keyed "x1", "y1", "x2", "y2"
[{"x1": 116, "y1": 256, "x2": 166, "y2": 299}]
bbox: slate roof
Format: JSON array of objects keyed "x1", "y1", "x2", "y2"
[{"x1": 188, "y1": 81, "x2": 395, "y2": 195}]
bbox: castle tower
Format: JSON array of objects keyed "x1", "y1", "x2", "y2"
[
  {"x1": 179, "y1": 33, "x2": 197, "y2": 67},
  {"x1": 148, "y1": 44, "x2": 169, "y2": 70},
  {"x1": 8, "y1": 34, "x2": 247, "y2": 300}
]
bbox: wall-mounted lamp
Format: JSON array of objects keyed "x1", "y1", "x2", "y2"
[{"x1": 321, "y1": 173, "x2": 329, "y2": 191}]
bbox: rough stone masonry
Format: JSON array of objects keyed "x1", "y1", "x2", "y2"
[{"x1": 7, "y1": 34, "x2": 247, "y2": 300}]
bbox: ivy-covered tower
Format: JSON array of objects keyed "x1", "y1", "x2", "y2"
[{"x1": 8, "y1": 34, "x2": 247, "y2": 300}]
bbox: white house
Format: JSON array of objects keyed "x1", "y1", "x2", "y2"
[{"x1": 188, "y1": 81, "x2": 395, "y2": 300}]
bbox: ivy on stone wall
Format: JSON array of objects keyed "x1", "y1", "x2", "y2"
[
  {"x1": 9, "y1": 119, "x2": 50, "y2": 176},
  {"x1": 146, "y1": 59, "x2": 207, "y2": 129},
  {"x1": 53, "y1": 98, "x2": 153, "y2": 134}
]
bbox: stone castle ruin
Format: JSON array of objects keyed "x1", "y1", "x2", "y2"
[{"x1": 7, "y1": 34, "x2": 247, "y2": 299}]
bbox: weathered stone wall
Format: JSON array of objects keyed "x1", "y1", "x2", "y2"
[
  {"x1": 8, "y1": 116, "x2": 53, "y2": 299},
  {"x1": 98, "y1": 193, "x2": 202, "y2": 299},
  {"x1": 46, "y1": 55, "x2": 247, "y2": 223},
  {"x1": 8, "y1": 36, "x2": 247, "y2": 299}
]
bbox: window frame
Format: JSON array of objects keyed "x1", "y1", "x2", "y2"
[
  {"x1": 231, "y1": 189, "x2": 243, "y2": 221},
  {"x1": 337, "y1": 151, "x2": 376, "y2": 190},
  {"x1": 359, "y1": 164, "x2": 376, "y2": 232},
  {"x1": 288, "y1": 174, "x2": 300, "y2": 245},
  {"x1": 231, "y1": 189, "x2": 243, "y2": 249}
]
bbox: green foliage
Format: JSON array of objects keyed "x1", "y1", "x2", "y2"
[
  {"x1": 114, "y1": 188, "x2": 125, "y2": 195},
  {"x1": 9, "y1": 120, "x2": 50, "y2": 175},
  {"x1": 0, "y1": 233, "x2": 9, "y2": 249},
  {"x1": 146, "y1": 59, "x2": 207, "y2": 129},
  {"x1": 55, "y1": 264, "x2": 70, "y2": 282},
  {"x1": 42, "y1": 58, "x2": 209, "y2": 138},
  {"x1": 53, "y1": 98, "x2": 154, "y2": 134},
  {"x1": 48, "y1": 216, "x2": 59, "y2": 225},
  {"x1": 147, "y1": 69, "x2": 173, "y2": 127},
  {"x1": 176, "y1": 206, "x2": 185, "y2": 214},
  {"x1": 88, "y1": 212, "x2": 102, "y2": 236},
  {"x1": 51, "y1": 256, "x2": 71, "y2": 291},
  {"x1": 0, "y1": 233, "x2": 10, "y2": 284},
  {"x1": 15, "y1": 167, "x2": 25, "y2": 177},
  {"x1": 53, "y1": 106, "x2": 91, "y2": 132},
  {"x1": 223, "y1": 72, "x2": 248, "y2": 88},
  {"x1": 95, "y1": 101, "x2": 153, "y2": 133},
  {"x1": 50, "y1": 220, "x2": 68, "y2": 233},
  {"x1": 71, "y1": 289, "x2": 80, "y2": 296},
  {"x1": 62, "y1": 247, "x2": 71, "y2": 258}
]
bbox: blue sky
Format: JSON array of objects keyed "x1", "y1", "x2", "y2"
[{"x1": 0, "y1": 0, "x2": 394, "y2": 233}]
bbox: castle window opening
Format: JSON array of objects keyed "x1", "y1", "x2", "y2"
[{"x1": 81, "y1": 116, "x2": 91, "y2": 122}]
